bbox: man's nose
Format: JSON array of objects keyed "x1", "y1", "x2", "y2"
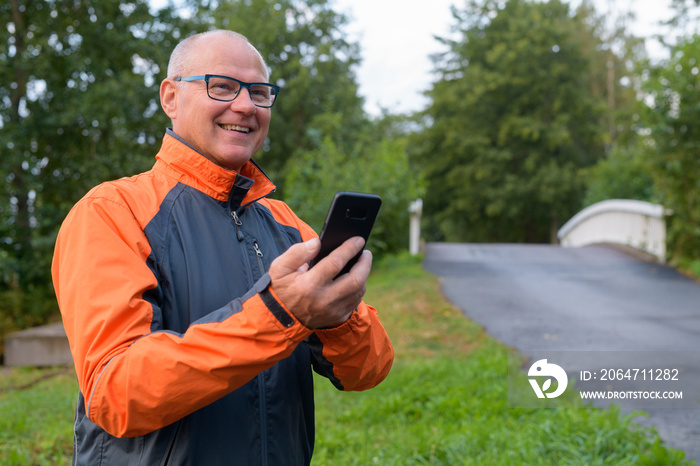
[{"x1": 230, "y1": 88, "x2": 257, "y2": 114}]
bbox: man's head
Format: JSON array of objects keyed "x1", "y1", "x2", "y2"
[{"x1": 160, "y1": 30, "x2": 273, "y2": 172}]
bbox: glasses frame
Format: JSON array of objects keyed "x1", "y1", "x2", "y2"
[{"x1": 174, "y1": 74, "x2": 280, "y2": 108}]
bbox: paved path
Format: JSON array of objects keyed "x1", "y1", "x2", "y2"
[{"x1": 424, "y1": 242, "x2": 700, "y2": 462}]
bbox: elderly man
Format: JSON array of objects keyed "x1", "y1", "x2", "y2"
[{"x1": 52, "y1": 30, "x2": 393, "y2": 465}]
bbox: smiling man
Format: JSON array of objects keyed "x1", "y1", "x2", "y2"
[
  {"x1": 162, "y1": 32, "x2": 272, "y2": 172},
  {"x1": 52, "y1": 30, "x2": 394, "y2": 465}
]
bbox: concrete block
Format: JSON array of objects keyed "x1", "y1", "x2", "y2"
[{"x1": 4, "y1": 323, "x2": 73, "y2": 367}]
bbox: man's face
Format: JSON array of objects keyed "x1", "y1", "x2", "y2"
[{"x1": 161, "y1": 35, "x2": 271, "y2": 172}]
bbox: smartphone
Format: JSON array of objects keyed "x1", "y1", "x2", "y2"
[{"x1": 309, "y1": 191, "x2": 382, "y2": 277}]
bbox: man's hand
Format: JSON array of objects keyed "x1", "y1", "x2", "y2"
[{"x1": 268, "y1": 237, "x2": 372, "y2": 329}]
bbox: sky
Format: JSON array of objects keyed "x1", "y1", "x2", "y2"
[{"x1": 333, "y1": 0, "x2": 677, "y2": 116}]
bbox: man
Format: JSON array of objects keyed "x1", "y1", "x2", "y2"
[{"x1": 52, "y1": 30, "x2": 394, "y2": 465}]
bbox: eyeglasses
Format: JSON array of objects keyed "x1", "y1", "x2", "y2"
[{"x1": 174, "y1": 74, "x2": 279, "y2": 108}]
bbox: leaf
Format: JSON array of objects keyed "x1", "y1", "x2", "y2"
[{"x1": 542, "y1": 379, "x2": 552, "y2": 392}]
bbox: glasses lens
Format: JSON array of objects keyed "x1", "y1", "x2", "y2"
[
  {"x1": 207, "y1": 76, "x2": 241, "y2": 100},
  {"x1": 206, "y1": 76, "x2": 277, "y2": 107},
  {"x1": 249, "y1": 84, "x2": 277, "y2": 107}
]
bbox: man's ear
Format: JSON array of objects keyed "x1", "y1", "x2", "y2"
[{"x1": 160, "y1": 79, "x2": 178, "y2": 120}]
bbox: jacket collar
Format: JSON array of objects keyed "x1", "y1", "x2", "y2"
[{"x1": 154, "y1": 131, "x2": 276, "y2": 207}]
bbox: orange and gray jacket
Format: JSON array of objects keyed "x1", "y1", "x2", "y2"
[{"x1": 52, "y1": 131, "x2": 394, "y2": 465}]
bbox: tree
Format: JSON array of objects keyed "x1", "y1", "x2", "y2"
[
  {"x1": 575, "y1": 1, "x2": 652, "y2": 209},
  {"x1": 573, "y1": 1, "x2": 645, "y2": 150},
  {"x1": 641, "y1": 35, "x2": 700, "y2": 265},
  {"x1": 414, "y1": 0, "x2": 608, "y2": 243},
  {"x1": 0, "y1": 0, "x2": 184, "y2": 334}
]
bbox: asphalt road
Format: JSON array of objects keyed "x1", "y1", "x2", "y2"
[{"x1": 423, "y1": 242, "x2": 700, "y2": 462}]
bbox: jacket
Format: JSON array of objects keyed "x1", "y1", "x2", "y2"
[{"x1": 51, "y1": 132, "x2": 394, "y2": 465}]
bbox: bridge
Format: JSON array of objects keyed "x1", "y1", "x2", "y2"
[{"x1": 557, "y1": 199, "x2": 669, "y2": 263}]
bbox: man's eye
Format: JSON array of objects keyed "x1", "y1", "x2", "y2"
[
  {"x1": 213, "y1": 83, "x2": 235, "y2": 91},
  {"x1": 208, "y1": 79, "x2": 239, "y2": 94},
  {"x1": 251, "y1": 87, "x2": 270, "y2": 98}
]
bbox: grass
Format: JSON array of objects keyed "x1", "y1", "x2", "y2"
[
  {"x1": 0, "y1": 366, "x2": 75, "y2": 465},
  {"x1": 0, "y1": 253, "x2": 694, "y2": 465}
]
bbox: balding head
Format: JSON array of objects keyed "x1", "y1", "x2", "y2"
[{"x1": 167, "y1": 30, "x2": 269, "y2": 81}]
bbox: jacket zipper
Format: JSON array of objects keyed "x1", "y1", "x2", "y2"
[
  {"x1": 232, "y1": 211, "x2": 266, "y2": 275},
  {"x1": 231, "y1": 211, "x2": 244, "y2": 241},
  {"x1": 230, "y1": 208, "x2": 269, "y2": 463},
  {"x1": 252, "y1": 240, "x2": 268, "y2": 462},
  {"x1": 253, "y1": 241, "x2": 265, "y2": 274}
]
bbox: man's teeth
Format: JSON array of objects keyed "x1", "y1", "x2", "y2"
[{"x1": 220, "y1": 124, "x2": 250, "y2": 133}]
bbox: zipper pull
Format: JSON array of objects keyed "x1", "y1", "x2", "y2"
[
  {"x1": 253, "y1": 241, "x2": 264, "y2": 258},
  {"x1": 253, "y1": 241, "x2": 266, "y2": 274},
  {"x1": 231, "y1": 211, "x2": 244, "y2": 241}
]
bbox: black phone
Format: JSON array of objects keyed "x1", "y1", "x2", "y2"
[{"x1": 309, "y1": 191, "x2": 382, "y2": 276}]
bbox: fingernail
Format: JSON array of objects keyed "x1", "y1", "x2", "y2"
[
  {"x1": 305, "y1": 238, "x2": 320, "y2": 252},
  {"x1": 355, "y1": 237, "x2": 365, "y2": 248}
]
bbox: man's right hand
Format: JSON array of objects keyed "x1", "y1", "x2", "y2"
[{"x1": 268, "y1": 237, "x2": 372, "y2": 329}]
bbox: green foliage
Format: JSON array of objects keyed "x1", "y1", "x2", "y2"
[
  {"x1": 574, "y1": 2, "x2": 646, "y2": 150},
  {"x1": 583, "y1": 143, "x2": 655, "y2": 206},
  {"x1": 0, "y1": 0, "x2": 185, "y2": 337},
  {"x1": 688, "y1": 260, "x2": 700, "y2": 279},
  {"x1": 414, "y1": 0, "x2": 624, "y2": 243},
  {"x1": 284, "y1": 118, "x2": 424, "y2": 256},
  {"x1": 0, "y1": 367, "x2": 76, "y2": 464},
  {"x1": 641, "y1": 35, "x2": 700, "y2": 264}
]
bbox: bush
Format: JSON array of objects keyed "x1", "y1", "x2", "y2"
[
  {"x1": 583, "y1": 144, "x2": 655, "y2": 207},
  {"x1": 285, "y1": 135, "x2": 424, "y2": 257}
]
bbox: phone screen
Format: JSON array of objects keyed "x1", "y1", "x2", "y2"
[{"x1": 309, "y1": 191, "x2": 382, "y2": 276}]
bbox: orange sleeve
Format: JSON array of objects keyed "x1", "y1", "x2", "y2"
[
  {"x1": 313, "y1": 303, "x2": 394, "y2": 391},
  {"x1": 52, "y1": 193, "x2": 312, "y2": 438}
]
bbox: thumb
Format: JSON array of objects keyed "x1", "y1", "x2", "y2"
[{"x1": 270, "y1": 238, "x2": 321, "y2": 277}]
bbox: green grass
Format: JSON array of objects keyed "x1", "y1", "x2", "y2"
[
  {"x1": 0, "y1": 253, "x2": 693, "y2": 465},
  {"x1": 0, "y1": 367, "x2": 75, "y2": 465}
]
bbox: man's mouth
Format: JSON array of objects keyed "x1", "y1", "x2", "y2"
[{"x1": 219, "y1": 124, "x2": 250, "y2": 133}]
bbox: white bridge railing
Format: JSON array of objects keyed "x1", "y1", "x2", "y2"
[{"x1": 557, "y1": 199, "x2": 669, "y2": 262}]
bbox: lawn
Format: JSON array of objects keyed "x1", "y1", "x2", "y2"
[
  {"x1": 0, "y1": 254, "x2": 693, "y2": 465},
  {"x1": 0, "y1": 366, "x2": 75, "y2": 464}
]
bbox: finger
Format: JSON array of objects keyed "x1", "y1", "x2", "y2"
[
  {"x1": 353, "y1": 249, "x2": 373, "y2": 281},
  {"x1": 334, "y1": 249, "x2": 372, "y2": 290},
  {"x1": 309, "y1": 236, "x2": 365, "y2": 280},
  {"x1": 269, "y1": 238, "x2": 320, "y2": 278}
]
